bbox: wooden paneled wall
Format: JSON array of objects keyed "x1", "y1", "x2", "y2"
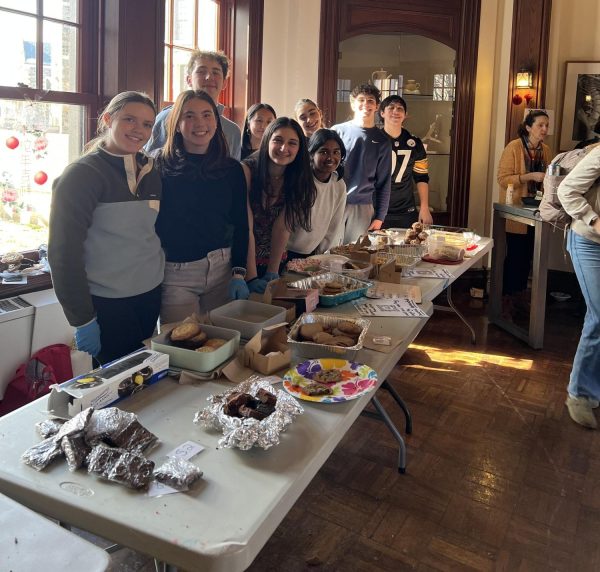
[{"x1": 505, "y1": 0, "x2": 552, "y2": 143}]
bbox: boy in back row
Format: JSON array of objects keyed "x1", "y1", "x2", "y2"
[{"x1": 332, "y1": 84, "x2": 391, "y2": 243}]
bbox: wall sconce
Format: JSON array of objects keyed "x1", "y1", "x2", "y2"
[{"x1": 515, "y1": 69, "x2": 533, "y2": 89}]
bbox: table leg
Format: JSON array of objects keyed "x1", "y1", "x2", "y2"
[
  {"x1": 529, "y1": 219, "x2": 549, "y2": 349},
  {"x1": 154, "y1": 559, "x2": 177, "y2": 572},
  {"x1": 369, "y1": 396, "x2": 407, "y2": 473},
  {"x1": 489, "y1": 209, "x2": 506, "y2": 322},
  {"x1": 434, "y1": 284, "x2": 477, "y2": 345},
  {"x1": 381, "y1": 380, "x2": 413, "y2": 434}
]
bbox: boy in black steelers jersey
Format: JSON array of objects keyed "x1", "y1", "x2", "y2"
[{"x1": 379, "y1": 95, "x2": 433, "y2": 229}]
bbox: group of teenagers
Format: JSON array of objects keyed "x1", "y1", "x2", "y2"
[{"x1": 48, "y1": 49, "x2": 433, "y2": 366}]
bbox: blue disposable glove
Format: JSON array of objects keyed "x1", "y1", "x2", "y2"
[
  {"x1": 263, "y1": 272, "x2": 279, "y2": 283},
  {"x1": 247, "y1": 278, "x2": 268, "y2": 294},
  {"x1": 229, "y1": 277, "x2": 250, "y2": 300},
  {"x1": 75, "y1": 318, "x2": 101, "y2": 356}
]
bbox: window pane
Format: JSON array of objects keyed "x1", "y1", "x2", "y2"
[
  {"x1": 173, "y1": 0, "x2": 195, "y2": 48},
  {"x1": 43, "y1": 21, "x2": 78, "y2": 91},
  {"x1": 0, "y1": 1, "x2": 36, "y2": 13},
  {"x1": 197, "y1": 0, "x2": 217, "y2": 50},
  {"x1": 172, "y1": 48, "x2": 192, "y2": 101},
  {"x1": 0, "y1": 100, "x2": 84, "y2": 253},
  {"x1": 0, "y1": 13, "x2": 37, "y2": 88},
  {"x1": 43, "y1": 0, "x2": 78, "y2": 23}
]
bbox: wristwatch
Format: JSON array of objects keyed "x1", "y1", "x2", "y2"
[{"x1": 231, "y1": 266, "x2": 247, "y2": 278}]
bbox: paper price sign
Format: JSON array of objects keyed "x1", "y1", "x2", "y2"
[{"x1": 166, "y1": 440, "x2": 204, "y2": 461}]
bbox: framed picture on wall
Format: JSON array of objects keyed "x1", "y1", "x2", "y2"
[{"x1": 560, "y1": 62, "x2": 600, "y2": 151}]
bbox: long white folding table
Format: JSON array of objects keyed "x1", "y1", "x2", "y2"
[
  {"x1": 0, "y1": 302, "x2": 431, "y2": 572},
  {"x1": 0, "y1": 238, "x2": 492, "y2": 571}
]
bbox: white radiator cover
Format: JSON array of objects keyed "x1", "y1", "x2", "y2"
[{"x1": 0, "y1": 289, "x2": 74, "y2": 400}]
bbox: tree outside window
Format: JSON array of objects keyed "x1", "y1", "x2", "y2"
[{"x1": 0, "y1": 1, "x2": 96, "y2": 255}]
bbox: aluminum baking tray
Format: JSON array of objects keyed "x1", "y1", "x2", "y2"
[
  {"x1": 287, "y1": 312, "x2": 371, "y2": 360},
  {"x1": 287, "y1": 272, "x2": 372, "y2": 307}
]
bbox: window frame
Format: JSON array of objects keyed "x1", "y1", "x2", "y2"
[{"x1": 0, "y1": 0, "x2": 100, "y2": 263}]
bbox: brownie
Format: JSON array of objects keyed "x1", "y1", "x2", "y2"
[
  {"x1": 107, "y1": 451, "x2": 155, "y2": 489},
  {"x1": 109, "y1": 419, "x2": 158, "y2": 453},
  {"x1": 224, "y1": 392, "x2": 254, "y2": 417},
  {"x1": 21, "y1": 437, "x2": 63, "y2": 471},
  {"x1": 256, "y1": 388, "x2": 277, "y2": 408},
  {"x1": 87, "y1": 444, "x2": 125, "y2": 478},
  {"x1": 153, "y1": 458, "x2": 203, "y2": 490},
  {"x1": 54, "y1": 407, "x2": 94, "y2": 442},
  {"x1": 61, "y1": 432, "x2": 91, "y2": 471}
]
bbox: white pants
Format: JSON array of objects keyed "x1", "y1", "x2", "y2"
[{"x1": 160, "y1": 248, "x2": 231, "y2": 326}]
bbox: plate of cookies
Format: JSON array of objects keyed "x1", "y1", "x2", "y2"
[
  {"x1": 283, "y1": 358, "x2": 378, "y2": 403},
  {"x1": 287, "y1": 313, "x2": 370, "y2": 360},
  {"x1": 151, "y1": 321, "x2": 240, "y2": 373}
]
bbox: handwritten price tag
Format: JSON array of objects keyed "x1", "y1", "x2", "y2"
[
  {"x1": 165, "y1": 440, "x2": 204, "y2": 461},
  {"x1": 147, "y1": 480, "x2": 179, "y2": 497}
]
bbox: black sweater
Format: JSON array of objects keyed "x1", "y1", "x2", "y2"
[{"x1": 155, "y1": 153, "x2": 248, "y2": 267}]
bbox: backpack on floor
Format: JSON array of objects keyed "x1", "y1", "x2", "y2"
[
  {"x1": 0, "y1": 344, "x2": 73, "y2": 416},
  {"x1": 541, "y1": 143, "x2": 600, "y2": 228}
]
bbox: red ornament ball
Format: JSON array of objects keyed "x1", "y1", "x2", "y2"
[
  {"x1": 512, "y1": 94, "x2": 523, "y2": 105},
  {"x1": 34, "y1": 170, "x2": 48, "y2": 185},
  {"x1": 6, "y1": 136, "x2": 19, "y2": 150}
]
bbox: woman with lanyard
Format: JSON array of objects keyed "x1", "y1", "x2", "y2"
[{"x1": 497, "y1": 110, "x2": 552, "y2": 315}]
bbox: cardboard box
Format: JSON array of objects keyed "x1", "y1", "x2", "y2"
[
  {"x1": 222, "y1": 323, "x2": 291, "y2": 381},
  {"x1": 378, "y1": 258, "x2": 403, "y2": 284},
  {"x1": 245, "y1": 323, "x2": 291, "y2": 375},
  {"x1": 269, "y1": 279, "x2": 319, "y2": 314},
  {"x1": 47, "y1": 349, "x2": 169, "y2": 418}
]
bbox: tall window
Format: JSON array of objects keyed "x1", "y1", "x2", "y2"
[
  {"x1": 163, "y1": 0, "x2": 219, "y2": 104},
  {"x1": 0, "y1": 0, "x2": 96, "y2": 255}
]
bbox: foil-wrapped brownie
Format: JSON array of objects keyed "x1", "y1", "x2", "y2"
[
  {"x1": 194, "y1": 377, "x2": 303, "y2": 450},
  {"x1": 108, "y1": 419, "x2": 158, "y2": 453},
  {"x1": 61, "y1": 432, "x2": 91, "y2": 471},
  {"x1": 107, "y1": 451, "x2": 155, "y2": 490},
  {"x1": 153, "y1": 457, "x2": 203, "y2": 490},
  {"x1": 87, "y1": 444, "x2": 125, "y2": 478},
  {"x1": 36, "y1": 418, "x2": 66, "y2": 439}
]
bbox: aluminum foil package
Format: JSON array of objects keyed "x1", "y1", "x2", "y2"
[
  {"x1": 84, "y1": 408, "x2": 137, "y2": 446},
  {"x1": 61, "y1": 432, "x2": 91, "y2": 471},
  {"x1": 21, "y1": 437, "x2": 63, "y2": 471},
  {"x1": 153, "y1": 458, "x2": 204, "y2": 490},
  {"x1": 194, "y1": 377, "x2": 303, "y2": 450},
  {"x1": 87, "y1": 443, "x2": 154, "y2": 489},
  {"x1": 54, "y1": 407, "x2": 94, "y2": 442},
  {"x1": 35, "y1": 418, "x2": 66, "y2": 439}
]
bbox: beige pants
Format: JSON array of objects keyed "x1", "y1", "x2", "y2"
[
  {"x1": 342, "y1": 203, "x2": 375, "y2": 244},
  {"x1": 160, "y1": 248, "x2": 231, "y2": 327}
]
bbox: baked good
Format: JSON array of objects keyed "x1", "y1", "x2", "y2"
[
  {"x1": 412, "y1": 222, "x2": 424, "y2": 233},
  {"x1": 87, "y1": 444, "x2": 124, "y2": 478},
  {"x1": 61, "y1": 432, "x2": 91, "y2": 471},
  {"x1": 303, "y1": 382, "x2": 333, "y2": 396},
  {"x1": 336, "y1": 321, "x2": 362, "y2": 336},
  {"x1": 170, "y1": 322, "x2": 201, "y2": 341},
  {"x1": 312, "y1": 331, "x2": 336, "y2": 345},
  {"x1": 21, "y1": 437, "x2": 63, "y2": 471},
  {"x1": 107, "y1": 451, "x2": 155, "y2": 489},
  {"x1": 195, "y1": 346, "x2": 215, "y2": 352},
  {"x1": 203, "y1": 338, "x2": 227, "y2": 349},
  {"x1": 313, "y1": 369, "x2": 343, "y2": 383},
  {"x1": 299, "y1": 323, "x2": 324, "y2": 340},
  {"x1": 188, "y1": 330, "x2": 207, "y2": 344},
  {"x1": 153, "y1": 458, "x2": 203, "y2": 490},
  {"x1": 256, "y1": 388, "x2": 277, "y2": 407},
  {"x1": 109, "y1": 419, "x2": 158, "y2": 452},
  {"x1": 331, "y1": 335, "x2": 355, "y2": 347}
]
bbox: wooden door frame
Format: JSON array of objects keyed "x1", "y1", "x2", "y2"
[{"x1": 317, "y1": 0, "x2": 481, "y2": 227}]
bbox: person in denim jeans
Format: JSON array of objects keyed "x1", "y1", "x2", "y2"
[{"x1": 558, "y1": 145, "x2": 600, "y2": 428}]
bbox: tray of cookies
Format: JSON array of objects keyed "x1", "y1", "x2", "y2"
[
  {"x1": 287, "y1": 272, "x2": 372, "y2": 307},
  {"x1": 287, "y1": 312, "x2": 371, "y2": 359},
  {"x1": 151, "y1": 322, "x2": 240, "y2": 373}
]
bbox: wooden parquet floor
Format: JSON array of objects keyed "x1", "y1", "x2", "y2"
[
  {"x1": 245, "y1": 295, "x2": 600, "y2": 572},
  {"x1": 104, "y1": 294, "x2": 599, "y2": 571}
]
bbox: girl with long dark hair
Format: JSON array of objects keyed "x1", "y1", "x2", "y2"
[{"x1": 242, "y1": 117, "x2": 316, "y2": 292}]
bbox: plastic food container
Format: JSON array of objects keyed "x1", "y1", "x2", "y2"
[
  {"x1": 287, "y1": 313, "x2": 371, "y2": 360},
  {"x1": 287, "y1": 272, "x2": 372, "y2": 307},
  {"x1": 319, "y1": 258, "x2": 373, "y2": 280},
  {"x1": 151, "y1": 324, "x2": 240, "y2": 373},
  {"x1": 209, "y1": 300, "x2": 287, "y2": 339}
]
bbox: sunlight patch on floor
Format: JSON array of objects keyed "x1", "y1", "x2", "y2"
[{"x1": 409, "y1": 343, "x2": 534, "y2": 370}]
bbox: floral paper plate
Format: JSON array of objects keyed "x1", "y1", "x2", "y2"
[{"x1": 282, "y1": 358, "x2": 378, "y2": 403}]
